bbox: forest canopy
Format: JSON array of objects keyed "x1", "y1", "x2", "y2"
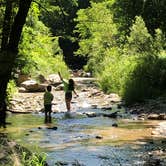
[{"x1": 0, "y1": 0, "x2": 166, "y2": 106}]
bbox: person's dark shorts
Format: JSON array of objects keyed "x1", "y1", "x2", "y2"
[
  {"x1": 65, "y1": 92, "x2": 72, "y2": 100},
  {"x1": 44, "y1": 104, "x2": 52, "y2": 113}
]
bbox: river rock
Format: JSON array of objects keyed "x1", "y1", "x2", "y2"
[
  {"x1": 55, "y1": 161, "x2": 68, "y2": 165},
  {"x1": 112, "y1": 123, "x2": 118, "y2": 127},
  {"x1": 144, "y1": 150, "x2": 166, "y2": 166},
  {"x1": 103, "y1": 112, "x2": 118, "y2": 118},
  {"x1": 138, "y1": 113, "x2": 146, "y2": 120},
  {"x1": 151, "y1": 130, "x2": 160, "y2": 136},
  {"x1": 84, "y1": 112, "x2": 97, "y2": 117},
  {"x1": 91, "y1": 104, "x2": 98, "y2": 109},
  {"x1": 47, "y1": 126, "x2": 58, "y2": 130},
  {"x1": 47, "y1": 74, "x2": 61, "y2": 85},
  {"x1": 21, "y1": 80, "x2": 46, "y2": 92},
  {"x1": 158, "y1": 114, "x2": 166, "y2": 120},
  {"x1": 18, "y1": 87, "x2": 27, "y2": 93},
  {"x1": 17, "y1": 74, "x2": 30, "y2": 85},
  {"x1": 147, "y1": 114, "x2": 159, "y2": 120},
  {"x1": 96, "y1": 135, "x2": 103, "y2": 139}
]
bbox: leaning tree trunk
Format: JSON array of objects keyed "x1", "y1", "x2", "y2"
[
  {"x1": 1, "y1": 0, "x2": 13, "y2": 50},
  {"x1": 0, "y1": 0, "x2": 32, "y2": 127}
]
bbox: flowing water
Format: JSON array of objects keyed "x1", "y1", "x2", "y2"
[{"x1": 1, "y1": 107, "x2": 163, "y2": 166}]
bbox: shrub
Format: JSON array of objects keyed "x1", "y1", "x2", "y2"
[
  {"x1": 22, "y1": 152, "x2": 47, "y2": 166},
  {"x1": 123, "y1": 54, "x2": 166, "y2": 104},
  {"x1": 7, "y1": 80, "x2": 18, "y2": 104},
  {"x1": 96, "y1": 16, "x2": 166, "y2": 105}
]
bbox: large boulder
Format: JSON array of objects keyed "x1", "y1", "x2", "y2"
[
  {"x1": 21, "y1": 80, "x2": 46, "y2": 92},
  {"x1": 47, "y1": 74, "x2": 61, "y2": 85},
  {"x1": 17, "y1": 74, "x2": 30, "y2": 85}
]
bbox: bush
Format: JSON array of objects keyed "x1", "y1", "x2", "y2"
[
  {"x1": 96, "y1": 16, "x2": 166, "y2": 105},
  {"x1": 123, "y1": 54, "x2": 166, "y2": 104},
  {"x1": 96, "y1": 49, "x2": 137, "y2": 95},
  {"x1": 22, "y1": 152, "x2": 47, "y2": 166},
  {"x1": 7, "y1": 80, "x2": 18, "y2": 104},
  {"x1": 16, "y1": 6, "x2": 69, "y2": 79},
  {"x1": 97, "y1": 51, "x2": 166, "y2": 105}
]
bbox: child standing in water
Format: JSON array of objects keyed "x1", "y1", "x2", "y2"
[
  {"x1": 44, "y1": 85, "x2": 54, "y2": 123},
  {"x1": 58, "y1": 72, "x2": 78, "y2": 112}
]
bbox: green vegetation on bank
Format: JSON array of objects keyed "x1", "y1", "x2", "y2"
[
  {"x1": 76, "y1": 1, "x2": 166, "y2": 104},
  {"x1": 17, "y1": 3, "x2": 68, "y2": 78},
  {"x1": 22, "y1": 152, "x2": 47, "y2": 166},
  {"x1": 0, "y1": 133, "x2": 47, "y2": 166}
]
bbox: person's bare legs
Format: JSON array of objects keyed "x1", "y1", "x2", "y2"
[
  {"x1": 65, "y1": 99, "x2": 71, "y2": 112},
  {"x1": 44, "y1": 111, "x2": 48, "y2": 123},
  {"x1": 48, "y1": 111, "x2": 52, "y2": 123}
]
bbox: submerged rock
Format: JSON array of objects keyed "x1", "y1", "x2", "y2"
[
  {"x1": 95, "y1": 135, "x2": 103, "y2": 139},
  {"x1": 112, "y1": 123, "x2": 118, "y2": 127},
  {"x1": 47, "y1": 126, "x2": 58, "y2": 130}
]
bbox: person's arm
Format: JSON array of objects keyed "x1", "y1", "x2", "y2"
[
  {"x1": 58, "y1": 72, "x2": 63, "y2": 82},
  {"x1": 73, "y1": 89, "x2": 79, "y2": 97}
]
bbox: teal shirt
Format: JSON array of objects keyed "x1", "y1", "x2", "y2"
[{"x1": 44, "y1": 91, "x2": 54, "y2": 105}]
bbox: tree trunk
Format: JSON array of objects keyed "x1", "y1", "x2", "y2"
[
  {"x1": 0, "y1": 0, "x2": 32, "y2": 127},
  {"x1": 0, "y1": 51, "x2": 13, "y2": 128},
  {"x1": 1, "y1": 0, "x2": 13, "y2": 50}
]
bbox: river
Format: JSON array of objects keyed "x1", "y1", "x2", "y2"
[{"x1": 2, "y1": 106, "x2": 163, "y2": 166}]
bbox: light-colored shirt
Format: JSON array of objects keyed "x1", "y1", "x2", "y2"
[{"x1": 44, "y1": 91, "x2": 54, "y2": 105}]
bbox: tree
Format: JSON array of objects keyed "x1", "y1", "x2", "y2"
[
  {"x1": 123, "y1": 16, "x2": 166, "y2": 104},
  {"x1": 75, "y1": 1, "x2": 117, "y2": 72},
  {"x1": 127, "y1": 16, "x2": 153, "y2": 55},
  {"x1": 113, "y1": 0, "x2": 143, "y2": 34},
  {"x1": 38, "y1": 0, "x2": 90, "y2": 69},
  {"x1": 0, "y1": 0, "x2": 32, "y2": 127},
  {"x1": 17, "y1": 3, "x2": 68, "y2": 77},
  {"x1": 113, "y1": 0, "x2": 166, "y2": 36},
  {"x1": 143, "y1": 0, "x2": 166, "y2": 35}
]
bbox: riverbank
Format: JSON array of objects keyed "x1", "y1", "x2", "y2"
[{"x1": 0, "y1": 133, "x2": 48, "y2": 166}]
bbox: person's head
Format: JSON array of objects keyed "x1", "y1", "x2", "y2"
[
  {"x1": 47, "y1": 85, "x2": 52, "y2": 92},
  {"x1": 68, "y1": 79, "x2": 75, "y2": 91}
]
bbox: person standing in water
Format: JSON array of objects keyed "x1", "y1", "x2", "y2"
[
  {"x1": 44, "y1": 85, "x2": 54, "y2": 123},
  {"x1": 58, "y1": 72, "x2": 78, "y2": 112}
]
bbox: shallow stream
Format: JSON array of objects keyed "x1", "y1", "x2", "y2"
[{"x1": 2, "y1": 107, "x2": 163, "y2": 166}]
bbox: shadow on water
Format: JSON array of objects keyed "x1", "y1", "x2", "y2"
[{"x1": 0, "y1": 109, "x2": 165, "y2": 166}]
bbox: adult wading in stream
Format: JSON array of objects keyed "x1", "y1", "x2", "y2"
[
  {"x1": 58, "y1": 72, "x2": 78, "y2": 113},
  {"x1": 44, "y1": 85, "x2": 54, "y2": 123}
]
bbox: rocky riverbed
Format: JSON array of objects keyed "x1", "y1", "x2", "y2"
[
  {"x1": 9, "y1": 77, "x2": 121, "y2": 114},
  {"x1": 1, "y1": 75, "x2": 166, "y2": 165},
  {"x1": 8, "y1": 76, "x2": 166, "y2": 136}
]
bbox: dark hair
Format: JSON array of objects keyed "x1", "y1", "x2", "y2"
[
  {"x1": 47, "y1": 85, "x2": 52, "y2": 92},
  {"x1": 68, "y1": 79, "x2": 74, "y2": 91}
]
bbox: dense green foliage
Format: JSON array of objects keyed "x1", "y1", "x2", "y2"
[
  {"x1": 6, "y1": 80, "x2": 18, "y2": 104},
  {"x1": 1, "y1": 0, "x2": 166, "y2": 104},
  {"x1": 76, "y1": 1, "x2": 166, "y2": 104},
  {"x1": 38, "y1": 0, "x2": 90, "y2": 69},
  {"x1": 22, "y1": 152, "x2": 47, "y2": 166},
  {"x1": 16, "y1": 3, "x2": 68, "y2": 78},
  {"x1": 75, "y1": 1, "x2": 117, "y2": 72}
]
